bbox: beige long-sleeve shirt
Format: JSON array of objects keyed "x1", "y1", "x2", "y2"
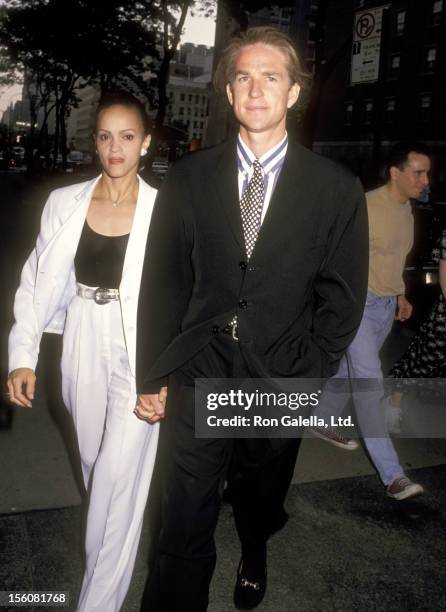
[{"x1": 367, "y1": 185, "x2": 413, "y2": 296}]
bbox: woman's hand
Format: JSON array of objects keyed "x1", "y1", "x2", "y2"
[
  {"x1": 6, "y1": 368, "x2": 36, "y2": 408},
  {"x1": 134, "y1": 386, "x2": 168, "y2": 423}
]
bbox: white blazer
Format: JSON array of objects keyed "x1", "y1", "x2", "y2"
[{"x1": 8, "y1": 174, "x2": 156, "y2": 378}]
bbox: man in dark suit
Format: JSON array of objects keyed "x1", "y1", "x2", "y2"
[{"x1": 135, "y1": 26, "x2": 368, "y2": 612}]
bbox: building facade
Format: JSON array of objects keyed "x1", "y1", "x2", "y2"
[
  {"x1": 312, "y1": 0, "x2": 446, "y2": 189},
  {"x1": 65, "y1": 43, "x2": 213, "y2": 152},
  {"x1": 165, "y1": 43, "x2": 213, "y2": 144}
]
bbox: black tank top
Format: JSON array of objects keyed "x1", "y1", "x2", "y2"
[{"x1": 74, "y1": 221, "x2": 130, "y2": 288}]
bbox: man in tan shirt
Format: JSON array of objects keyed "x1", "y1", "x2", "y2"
[{"x1": 315, "y1": 142, "x2": 431, "y2": 500}]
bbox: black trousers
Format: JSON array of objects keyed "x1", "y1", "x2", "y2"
[{"x1": 143, "y1": 335, "x2": 301, "y2": 612}]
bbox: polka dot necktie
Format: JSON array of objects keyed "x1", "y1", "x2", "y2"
[
  {"x1": 240, "y1": 159, "x2": 265, "y2": 260},
  {"x1": 228, "y1": 160, "x2": 265, "y2": 334}
]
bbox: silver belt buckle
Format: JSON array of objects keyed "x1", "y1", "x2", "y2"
[
  {"x1": 94, "y1": 287, "x2": 115, "y2": 305},
  {"x1": 231, "y1": 322, "x2": 239, "y2": 341}
]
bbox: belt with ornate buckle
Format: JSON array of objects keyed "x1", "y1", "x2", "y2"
[{"x1": 76, "y1": 285, "x2": 120, "y2": 305}]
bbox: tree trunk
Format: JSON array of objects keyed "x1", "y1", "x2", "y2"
[{"x1": 53, "y1": 101, "x2": 60, "y2": 169}]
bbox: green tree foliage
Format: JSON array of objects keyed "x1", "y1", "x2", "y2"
[{"x1": 0, "y1": 0, "x2": 215, "y2": 167}]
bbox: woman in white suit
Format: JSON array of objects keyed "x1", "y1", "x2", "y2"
[{"x1": 7, "y1": 91, "x2": 164, "y2": 611}]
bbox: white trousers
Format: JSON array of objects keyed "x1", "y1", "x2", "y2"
[{"x1": 61, "y1": 288, "x2": 159, "y2": 612}]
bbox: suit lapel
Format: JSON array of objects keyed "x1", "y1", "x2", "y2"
[
  {"x1": 212, "y1": 141, "x2": 246, "y2": 255},
  {"x1": 251, "y1": 144, "x2": 307, "y2": 260},
  {"x1": 38, "y1": 176, "x2": 100, "y2": 267},
  {"x1": 121, "y1": 176, "x2": 155, "y2": 279}
]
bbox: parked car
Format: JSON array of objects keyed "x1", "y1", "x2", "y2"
[
  {"x1": 68, "y1": 150, "x2": 84, "y2": 164},
  {"x1": 12, "y1": 146, "x2": 25, "y2": 162},
  {"x1": 152, "y1": 158, "x2": 169, "y2": 176}
]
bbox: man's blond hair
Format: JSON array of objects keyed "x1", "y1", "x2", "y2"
[{"x1": 213, "y1": 26, "x2": 310, "y2": 92}]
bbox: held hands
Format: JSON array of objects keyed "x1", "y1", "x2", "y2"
[
  {"x1": 6, "y1": 368, "x2": 36, "y2": 408},
  {"x1": 395, "y1": 295, "x2": 413, "y2": 322},
  {"x1": 134, "y1": 386, "x2": 168, "y2": 423}
]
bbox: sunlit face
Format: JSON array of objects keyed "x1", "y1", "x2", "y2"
[
  {"x1": 94, "y1": 104, "x2": 150, "y2": 179},
  {"x1": 226, "y1": 43, "x2": 300, "y2": 137},
  {"x1": 390, "y1": 153, "x2": 431, "y2": 201}
]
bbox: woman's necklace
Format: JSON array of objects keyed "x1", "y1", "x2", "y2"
[{"x1": 106, "y1": 182, "x2": 137, "y2": 208}]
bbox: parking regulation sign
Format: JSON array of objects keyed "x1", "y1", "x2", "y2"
[{"x1": 351, "y1": 5, "x2": 389, "y2": 85}]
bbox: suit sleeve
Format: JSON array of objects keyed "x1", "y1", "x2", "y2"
[
  {"x1": 136, "y1": 167, "x2": 194, "y2": 394},
  {"x1": 312, "y1": 176, "x2": 368, "y2": 377},
  {"x1": 8, "y1": 192, "x2": 58, "y2": 373}
]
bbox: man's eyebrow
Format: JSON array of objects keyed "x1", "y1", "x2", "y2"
[{"x1": 263, "y1": 71, "x2": 281, "y2": 76}]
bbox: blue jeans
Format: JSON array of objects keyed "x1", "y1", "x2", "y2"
[{"x1": 316, "y1": 292, "x2": 405, "y2": 485}]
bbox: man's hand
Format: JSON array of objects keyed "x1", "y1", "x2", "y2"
[
  {"x1": 396, "y1": 295, "x2": 413, "y2": 322},
  {"x1": 7, "y1": 368, "x2": 36, "y2": 408},
  {"x1": 134, "y1": 386, "x2": 168, "y2": 423}
]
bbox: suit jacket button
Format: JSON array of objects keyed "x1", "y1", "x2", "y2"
[
  {"x1": 211, "y1": 325, "x2": 220, "y2": 334},
  {"x1": 239, "y1": 261, "x2": 247, "y2": 271},
  {"x1": 238, "y1": 299, "x2": 248, "y2": 309}
]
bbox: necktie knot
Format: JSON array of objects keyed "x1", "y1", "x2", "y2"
[{"x1": 252, "y1": 159, "x2": 262, "y2": 175}]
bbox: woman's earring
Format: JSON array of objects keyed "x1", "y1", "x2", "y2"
[{"x1": 141, "y1": 147, "x2": 147, "y2": 157}]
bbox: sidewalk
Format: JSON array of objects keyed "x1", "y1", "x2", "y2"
[
  {"x1": 1, "y1": 326, "x2": 446, "y2": 611},
  {"x1": 1, "y1": 461, "x2": 445, "y2": 612}
]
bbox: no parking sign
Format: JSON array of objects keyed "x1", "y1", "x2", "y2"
[{"x1": 351, "y1": 5, "x2": 389, "y2": 85}]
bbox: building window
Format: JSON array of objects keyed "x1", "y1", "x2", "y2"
[
  {"x1": 389, "y1": 53, "x2": 401, "y2": 79},
  {"x1": 424, "y1": 47, "x2": 437, "y2": 73},
  {"x1": 195, "y1": 94, "x2": 199, "y2": 103},
  {"x1": 344, "y1": 102, "x2": 353, "y2": 125},
  {"x1": 179, "y1": 107, "x2": 184, "y2": 116},
  {"x1": 432, "y1": 0, "x2": 443, "y2": 26},
  {"x1": 188, "y1": 94, "x2": 192, "y2": 102},
  {"x1": 418, "y1": 94, "x2": 432, "y2": 121},
  {"x1": 202, "y1": 95, "x2": 206, "y2": 104},
  {"x1": 385, "y1": 98, "x2": 396, "y2": 122},
  {"x1": 394, "y1": 10, "x2": 406, "y2": 35},
  {"x1": 362, "y1": 100, "x2": 373, "y2": 124},
  {"x1": 180, "y1": 93, "x2": 185, "y2": 101}
]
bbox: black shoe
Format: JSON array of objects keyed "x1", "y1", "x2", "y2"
[{"x1": 233, "y1": 558, "x2": 267, "y2": 610}]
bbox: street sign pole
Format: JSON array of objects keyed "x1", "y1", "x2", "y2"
[{"x1": 372, "y1": 6, "x2": 391, "y2": 176}]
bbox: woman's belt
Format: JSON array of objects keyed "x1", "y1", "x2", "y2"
[{"x1": 76, "y1": 284, "x2": 120, "y2": 305}]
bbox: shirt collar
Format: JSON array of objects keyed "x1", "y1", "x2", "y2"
[{"x1": 237, "y1": 132, "x2": 288, "y2": 175}]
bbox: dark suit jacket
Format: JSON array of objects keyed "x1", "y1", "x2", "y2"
[{"x1": 136, "y1": 139, "x2": 368, "y2": 393}]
